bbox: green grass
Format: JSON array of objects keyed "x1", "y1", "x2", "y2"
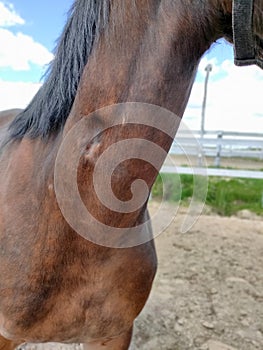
[{"x1": 152, "y1": 174, "x2": 263, "y2": 216}]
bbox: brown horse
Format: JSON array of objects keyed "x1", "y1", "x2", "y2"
[{"x1": 0, "y1": 0, "x2": 262, "y2": 349}]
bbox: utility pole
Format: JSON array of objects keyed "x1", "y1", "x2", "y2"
[
  {"x1": 201, "y1": 63, "x2": 212, "y2": 139},
  {"x1": 198, "y1": 63, "x2": 212, "y2": 167}
]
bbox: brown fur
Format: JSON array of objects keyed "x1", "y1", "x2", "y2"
[{"x1": 0, "y1": 1, "x2": 261, "y2": 349}]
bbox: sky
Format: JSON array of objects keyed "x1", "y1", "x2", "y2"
[{"x1": 0, "y1": 0, "x2": 262, "y2": 133}]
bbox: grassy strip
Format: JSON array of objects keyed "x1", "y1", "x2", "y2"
[{"x1": 152, "y1": 173, "x2": 263, "y2": 216}]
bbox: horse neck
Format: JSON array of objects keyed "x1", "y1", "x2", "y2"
[
  {"x1": 65, "y1": 0, "x2": 222, "y2": 131},
  {"x1": 62, "y1": 1, "x2": 223, "y2": 230}
]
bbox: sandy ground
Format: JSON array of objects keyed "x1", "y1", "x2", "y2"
[
  {"x1": 19, "y1": 201, "x2": 263, "y2": 350},
  {"x1": 132, "y1": 202, "x2": 263, "y2": 350}
]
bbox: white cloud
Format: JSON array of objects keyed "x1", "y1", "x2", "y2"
[
  {"x1": 184, "y1": 59, "x2": 263, "y2": 132},
  {"x1": 0, "y1": 1, "x2": 53, "y2": 71},
  {"x1": 0, "y1": 1, "x2": 24, "y2": 27},
  {"x1": 0, "y1": 28, "x2": 53, "y2": 70},
  {"x1": 0, "y1": 2, "x2": 51, "y2": 112},
  {"x1": 0, "y1": 80, "x2": 41, "y2": 110}
]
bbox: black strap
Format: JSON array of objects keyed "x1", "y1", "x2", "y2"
[
  {"x1": 233, "y1": 0, "x2": 256, "y2": 66},
  {"x1": 233, "y1": 0, "x2": 263, "y2": 69}
]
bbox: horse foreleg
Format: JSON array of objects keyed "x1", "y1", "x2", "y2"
[
  {"x1": 0, "y1": 336, "x2": 20, "y2": 350},
  {"x1": 83, "y1": 328, "x2": 133, "y2": 350}
]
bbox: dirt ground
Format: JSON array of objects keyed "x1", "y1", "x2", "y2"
[
  {"x1": 132, "y1": 202, "x2": 263, "y2": 350},
  {"x1": 20, "y1": 201, "x2": 263, "y2": 350}
]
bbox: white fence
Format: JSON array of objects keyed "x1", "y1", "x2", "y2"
[
  {"x1": 170, "y1": 130, "x2": 263, "y2": 166},
  {"x1": 166, "y1": 130, "x2": 263, "y2": 179}
]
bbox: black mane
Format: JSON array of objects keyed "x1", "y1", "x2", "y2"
[{"x1": 9, "y1": 0, "x2": 109, "y2": 139}]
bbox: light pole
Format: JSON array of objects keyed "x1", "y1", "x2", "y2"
[
  {"x1": 201, "y1": 63, "x2": 212, "y2": 139},
  {"x1": 198, "y1": 63, "x2": 212, "y2": 167}
]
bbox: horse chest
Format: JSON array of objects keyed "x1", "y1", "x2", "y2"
[{"x1": 0, "y1": 235, "x2": 157, "y2": 343}]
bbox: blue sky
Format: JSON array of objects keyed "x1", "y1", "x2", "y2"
[{"x1": 0, "y1": 0, "x2": 262, "y2": 132}]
